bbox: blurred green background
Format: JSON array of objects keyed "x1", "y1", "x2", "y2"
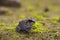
[{"x1": 0, "y1": 0, "x2": 60, "y2": 40}]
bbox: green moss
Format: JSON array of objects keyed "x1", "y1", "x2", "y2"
[
  {"x1": 48, "y1": 30, "x2": 58, "y2": 33},
  {"x1": 11, "y1": 23, "x2": 18, "y2": 27},
  {"x1": 51, "y1": 16, "x2": 60, "y2": 24},
  {"x1": 4, "y1": 27, "x2": 16, "y2": 31},
  {"x1": 19, "y1": 14, "x2": 26, "y2": 19},
  {"x1": 38, "y1": 15, "x2": 46, "y2": 20},
  {"x1": 11, "y1": 34, "x2": 19, "y2": 39},
  {"x1": 31, "y1": 12, "x2": 47, "y2": 21},
  {"x1": 52, "y1": 16, "x2": 60, "y2": 21},
  {"x1": 31, "y1": 22, "x2": 47, "y2": 33},
  {"x1": 0, "y1": 23, "x2": 7, "y2": 27}
]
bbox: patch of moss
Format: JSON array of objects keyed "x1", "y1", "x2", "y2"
[
  {"x1": 4, "y1": 27, "x2": 16, "y2": 31},
  {"x1": 51, "y1": 16, "x2": 60, "y2": 24},
  {"x1": 31, "y1": 22, "x2": 47, "y2": 33},
  {"x1": 0, "y1": 23, "x2": 7, "y2": 27},
  {"x1": 11, "y1": 23, "x2": 18, "y2": 27},
  {"x1": 19, "y1": 14, "x2": 26, "y2": 19},
  {"x1": 31, "y1": 12, "x2": 47, "y2": 21}
]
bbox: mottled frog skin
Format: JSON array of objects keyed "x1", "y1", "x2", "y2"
[{"x1": 16, "y1": 19, "x2": 35, "y2": 33}]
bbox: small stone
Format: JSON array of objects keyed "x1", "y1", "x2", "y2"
[
  {"x1": 0, "y1": 0, "x2": 21, "y2": 8},
  {"x1": 0, "y1": 7, "x2": 8, "y2": 15},
  {"x1": 44, "y1": 7, "x2": 49, "y2": 12}
]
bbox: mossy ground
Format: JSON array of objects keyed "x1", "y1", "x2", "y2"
[{"x1": 0, "y1": 0, "x2": 60, "y2": 40}]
